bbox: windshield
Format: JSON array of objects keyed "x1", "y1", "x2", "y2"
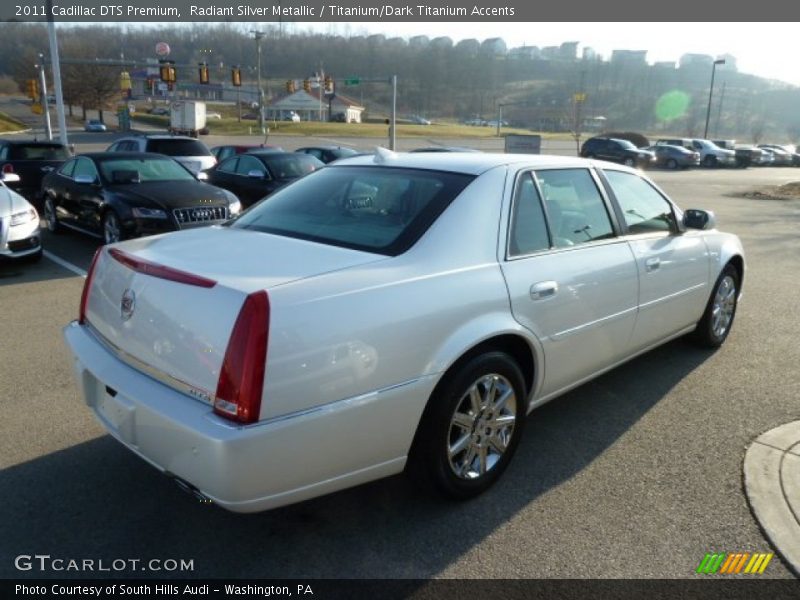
[
  {"x1": 231, "y1": 166, "x2": 475, "y2": 255},
  {"x1": 263, "y1": 154, "x2": 323, "y2": 178},
  {"x1": 616, "y1": 139, "x2": 637, "y2": 150},
  {"x1": 146, "y1": 139, "x2": 211, "y2": 156},
  {"x1": 98, "y1": 158, "x2": 197, "y2": 184}
]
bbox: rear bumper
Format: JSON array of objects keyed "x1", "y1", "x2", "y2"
[{"x1": 63, "y1": 321, "x2": 433, "y2": 512}]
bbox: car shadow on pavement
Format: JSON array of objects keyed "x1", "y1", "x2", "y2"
[{"x1": 0, "y1": 339, "x2": 713, "y2": 579}]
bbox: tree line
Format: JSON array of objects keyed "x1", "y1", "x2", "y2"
[{"x1": 1, "y1": 22, "x2": 798, "y2": 143}]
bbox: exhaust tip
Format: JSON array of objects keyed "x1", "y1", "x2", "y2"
[{"x1": 171, "y1": 475, "x2": 213, "y2": 504}]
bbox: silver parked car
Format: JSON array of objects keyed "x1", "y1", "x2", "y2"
[{"x1": 64, "y1": 152, "x2": 744, "y2": 512}]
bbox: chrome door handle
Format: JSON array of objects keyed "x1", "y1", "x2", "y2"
[
  {"x1": 530, "y1": 281, "x2": 558, "y2": 300},
  {"x1": 645, "y1": 257, "x2": 661, "y2": 272}
]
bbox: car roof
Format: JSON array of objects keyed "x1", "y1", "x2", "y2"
[
  {"x1": 331, "y1": 152, "x2": 602, "y2": 175},
  {"x1": 296, "y1": 145, "x2": 352, "y2": 151},
  {"x1": 78, "y1": 152, "x2": 178, "y2": 161},
  {"x1": 117, "y1": 135, "x2": 200, "y2": 142},
  {"x1": 2, "y1": 140, "x2": 67, "y2": 147}
]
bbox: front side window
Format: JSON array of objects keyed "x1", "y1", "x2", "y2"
[
  {"x1": 59, "y1": 159, "x2": 76, "y2": 178},
  {"x1": 231, "y1": 166, "x2": 474, "y2": 256},
  {"x1": 603, "y1": 170, "x2": 676, "y2": 234},
  {"x1": 508, "y1": 172, "x2": 549, "y2": 256},
  {"x1": 235, "y1": 155, "x2": 267, "y2": 177},
  {"x1": 72, "y1": 158, "x2": 99, "y2": 181},
  {"x1": 534, "y1": 169, "x2": 615, "y2": 247}
]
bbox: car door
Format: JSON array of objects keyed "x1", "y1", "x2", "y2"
[
  {"x1": 501, "y1": 168, "x2": 640, "y2": 399},
  {"x1": 233, "y1": 155, "x2": 273, "y2": 206},
  {"x1": 46, "y1": 159, "x2": 78, "y2": 225},
  {"x1": 208, "y1": 156, "x2": 240, "y2": 196},
  {"x1": 69, "y1": 157, "x2": 104, "y2": 232},
  {"x1": 600, "y1": 168, "x2": 710, "y2": 350}
]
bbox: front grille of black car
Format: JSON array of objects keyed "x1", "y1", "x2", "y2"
[{"x1": 173, "y1": 206, "x2": 228, "y2": 225}]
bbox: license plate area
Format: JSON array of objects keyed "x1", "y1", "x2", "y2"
[{"x1": 94, "y1": 381, "x2": 137, "y2": 445}]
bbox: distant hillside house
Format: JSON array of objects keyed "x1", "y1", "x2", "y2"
[
  {"x1": 509, "y1": 46, "x2": 540, "y2": 60},
  {"x1": 267, "y1": 89, "x2": 365, "y2": 123},
  {"x1": 456, "y1": 38, "x2": 480, "y2": 56},
  {"x1": 611, "y1": 49, "x2": 648, "y2": 65},
  {"x1": 481, "y1": 38, "x2": 507, "y2": 56}
]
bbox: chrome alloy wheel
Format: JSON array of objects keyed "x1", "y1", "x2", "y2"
[
  {"x1": 103, "y1": 212, "x2": 121, "y2": 244},
  {"x1": 711, "y1": 275, "x2": 736, "y2": 338},
  {"x1": 447, "y1": 373, "x2": 517, "y2": 480},
  {"x1": 44, "y1": 198, "x2": 57, "y2": 232}
]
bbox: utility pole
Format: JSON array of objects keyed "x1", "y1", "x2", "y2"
[
  {"x1": 45, "y1": 0, "x2": 68, "y2": 147},
  {"x1": 251, "y1": 30, "x2": 265, "y2": 135},
  {"x1": 36, "y1": 55, "x2": 52, "y2": 140},
  {"x1": 715, "y1": 81, "x2": 726, "y2": 138},
  {"x1": 390, "y1": 75, "x2": 397, "y2": 151}
]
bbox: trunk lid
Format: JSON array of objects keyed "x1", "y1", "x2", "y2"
[{"x1": 84, "y1": 227, "x2": 387, "y2": 405}]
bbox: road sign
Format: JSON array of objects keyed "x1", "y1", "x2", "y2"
[
  {"x1": 573, "y1": 92, "x2": 588, "y2": 103},
  {"x1": 128, "y1": 103, "x2": 136, "y2": 114},
  {"x1": 155, "y1": 42, "x2": 170, "y2": 57},
  {"x1": 31, "y1": 102, "x2": 43, "y2": 115},
  {"x1": 504, "y1": 134, "x2": 542, "y2": 154},
  {"x1": 344, "y1": 77, "x2": 361, "y2": 86}
]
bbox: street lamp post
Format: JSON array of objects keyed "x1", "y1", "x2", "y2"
[
  {"x1": 251, "y1": 30, "x2": 265, "y2": 134},
  {"x1": 703, "y1": 59, "x2": 726, "y2": 139}
]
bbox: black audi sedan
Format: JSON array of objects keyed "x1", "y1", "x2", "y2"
[
  {"x1": 203, "y1": 151, "x2": 323, "y2": 207},
  {"x1": 41, "y1": 152, "x2": 241, "y2": 244}
]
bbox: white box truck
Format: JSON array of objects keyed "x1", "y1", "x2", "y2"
[{"x1": 169, "y1": 101, "x2": 207, "y2": 138}]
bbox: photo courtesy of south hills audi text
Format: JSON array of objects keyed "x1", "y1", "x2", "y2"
[{"x1": 15, "y1": 584, "x2": 315, "y2": 597}]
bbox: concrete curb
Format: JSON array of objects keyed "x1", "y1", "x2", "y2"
[{"x1": 743, "y1": 421, "x2": 800, "y2": 576}]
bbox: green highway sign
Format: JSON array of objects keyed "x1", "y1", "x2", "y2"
[{"x1": 344, "y1": 77, "x2": 361, "y2": 86}]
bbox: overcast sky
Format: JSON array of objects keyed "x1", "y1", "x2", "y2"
[{"x1": 286, "y1": 22, "x2": 800, "y2": 86}]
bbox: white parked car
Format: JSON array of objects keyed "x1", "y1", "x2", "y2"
[
  {"x1": 64, "y1": 152, "x2": 745, "y2": 512},
  {"x1": 0, "y1": 172, "x2": 41, "y2": 262}
]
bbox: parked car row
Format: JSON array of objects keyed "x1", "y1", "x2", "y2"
[{"x1": 580, "y1": 135, "x2": 800, "y2": 170}]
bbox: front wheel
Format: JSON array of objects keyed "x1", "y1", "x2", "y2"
[
  {"x1": 102, "y1": 210, "x2": 124, "y2": 245},
  {"x1": 408, "y1": 352, "x2": 527, "y2": 499},
  {"x1": 623, "y1": 157, "x2": 636, "y2": 167},
  {"x1": 692, "y1": 264, "x2": 740, "y2": 348}
]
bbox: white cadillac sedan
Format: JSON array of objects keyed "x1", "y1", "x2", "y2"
[
  {"x1": 64, "y1": 152, "x2": 744, "y2": 512},
  {"x1": 1, "y1": 172, "x2": 42, "y2": 262}
]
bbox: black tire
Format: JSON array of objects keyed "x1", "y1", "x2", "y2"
[
  {"x1": 407, "y1": 351, "x2": 527, "y2": 500},
  {"x1": 44, "y1": 197, "x2": 61, "y2": 234},
  {"x1": 666, "y1": 158, "x2": 678, "y2": 170},
  {"x1": 691, "y1": 263, "x2": 740, "y2": 348},
  {"x1": 102, "y1": 209, "x2": 124, "y2": 245},
  {"x1": 623, "y1": 157, "x2": 636, "y2": 167},
  {"x1": 703, "y1": 155, "x2": 717, "y2": 168}
]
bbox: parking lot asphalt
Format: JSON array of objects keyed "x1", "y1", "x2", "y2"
[{"x1": 1, "y1": 135, "x2": 799, "y2": 579}]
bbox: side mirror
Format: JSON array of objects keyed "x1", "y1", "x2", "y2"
[
  {"x1": 196, "y1": 171, "x2": 209, "y2": 181},
  {"x1": 683, "y1": 209, "x2": 716, "y2": 231},
  {"x1": 247, "y1": 170, "x2": 265, "y2": 179},
  {"x1": 1, "y1": 172, "x2": 21, "y2": 183}
]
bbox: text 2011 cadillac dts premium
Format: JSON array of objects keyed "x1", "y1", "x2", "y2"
[{"x1": 64, "y1": 151, "x2": 744, "y2": 512}]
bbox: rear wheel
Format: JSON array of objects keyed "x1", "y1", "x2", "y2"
[
  {"x1": 623, "y1": 157, "x2": 636, "y2": 167},
  {"x1": 408, "y1": 352, "x2": 526, "y2": 499},
  {"x1": 692, "y1": 264, "x2": 740, "y2": 348},
  {"x1": 666, "y1": 158, "x2": 678, "y2": 170}
]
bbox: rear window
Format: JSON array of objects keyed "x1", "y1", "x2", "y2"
[
  {"x1": 230, "y1": 166, "x2": 475, "y2": 255},
  {"x1": 145, "y1": 139, "x2": 211, "y2": 156},
  {"x1": 10, "y1": 144, "x2": 70, "y2": 160}
]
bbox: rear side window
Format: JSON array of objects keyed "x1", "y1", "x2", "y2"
[
  {"x1": 534, "y1": 169, "x2": 615, "y2": 247},
  {"x1": 231, "y1": 166, "x2": 475, "y2": 255},
  {"x1": 10, "y1": 144, "x2": 70, "y2": 160},
  {"x1": 146, "y1": 139, "x2": 211, "y2": 156},
  {"x1": 262, "y1": 154, "x2": 322, "y2": 178},
  {"x1": 508, "y1": 172, "x2": 549, "y2": 256}
]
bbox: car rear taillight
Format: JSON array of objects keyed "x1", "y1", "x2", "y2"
[
  {"x1": 79, "y1": 249, "x2": 102, "y2": 325},
  {"x1": 2, "y1": 163, "x2": 13, "y2": 174},
  {"x1": 214, "y1": 291, "x2": 269, "y2": 424}
]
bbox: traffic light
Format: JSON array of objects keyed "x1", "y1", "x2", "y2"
[
  {"x1": 120, "y1": 71, "x2": 131, "y2": 91},
  {"x1": 285, "y1": 80, "x2": 296, "y2": 94},
  {"x1": 302, "y1": 79, "x2": 311, "y2": 93},
  {"x1": 159, "y1": 61, "x2": 176, "y2": 83},
  {"x1": 231, "y1": 66, "x2": 241, "y2": 87},
  {"x1": 26, "y1": 79, "x2": 39, "y2": 99},
  {"x1": 198, "y1": 63, "x2": 210, "y2": 85},
  {"x1": 324, "y1": 75, "x2": 334, "y2": 94}
]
